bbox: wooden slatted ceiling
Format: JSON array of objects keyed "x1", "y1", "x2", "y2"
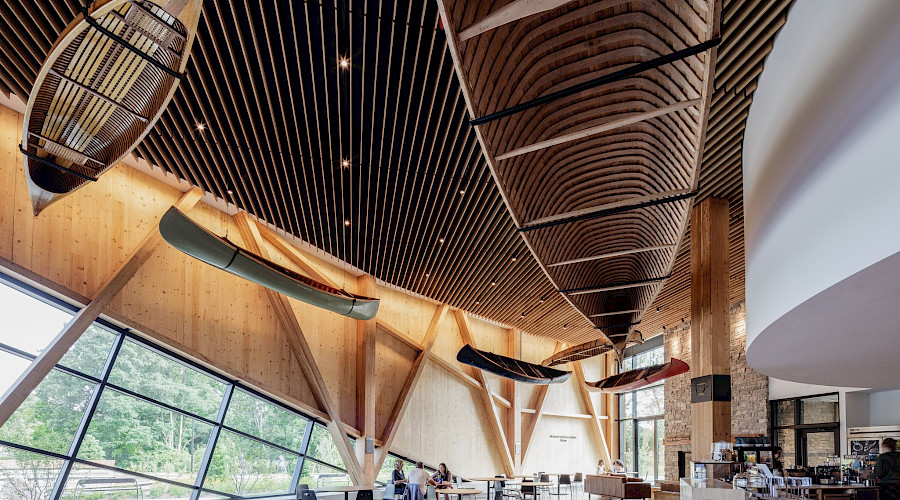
[
  {"x1": 437, "y1": 0, "x2": 717, "y2": 349},
  {"x1": 0, "y1": 0, "x2": 792, "y2": 347}
]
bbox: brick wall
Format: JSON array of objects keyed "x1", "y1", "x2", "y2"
[{"x1": 663, "y1": 301, "x2": 770, "y2": 480}]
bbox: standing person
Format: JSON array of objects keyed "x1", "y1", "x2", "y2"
[
  {"x1": 432, "y1": 463, "x2": 452, "y2": 486},
  {"x1": 772, "y1": 447, "x2": 785, "y2": 476},
  {"x1": 393, "y1": 459, "x2": 408, "y2": 498},
  {"x1": 874, "y1": 438, "x2": 900, "y2": 500}
]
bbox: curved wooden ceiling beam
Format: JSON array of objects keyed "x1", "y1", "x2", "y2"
[
  {"x1": 458, "y1": 0, "x2": 577, "y2": 41},
  {"x1": 495, "y1": 99, "x2": 700, "y2": 161}
]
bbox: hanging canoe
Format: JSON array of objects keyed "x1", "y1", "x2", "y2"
[
  {"x1": 585, "y1": 358, "x2": 689, "y2": 393},
  {"x1": 21, "y1": 0, "x2": 202, "y2": 216},
  {"x1": 457, "y1": 344, "x2": 571, "y2": 384},
  {"x1": 159, "y1": 207, "x2": 380, "y2": 320},
  {"x1": 543, "y1": 339, "x2": 614, "y2": 367}
]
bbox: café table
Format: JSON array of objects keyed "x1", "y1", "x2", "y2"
[
  {"x1": 435, "y1": 487, "x2": 482, "y2": 500},
  {"x1": 540, "y1": 473, "x2": 575, "y2": 498},
  {"x1": 519, "y1": 481, "x2": 554, "y2": 499},
  {"x1": 793, "y1": 484, "x2": 879, "y2": 500},
  {"x1": 470, "y1": 477, "x2": 514, "y2": 500},
  {"x1": 318, "y1": 485, "x2": 373, "y2": 500}
]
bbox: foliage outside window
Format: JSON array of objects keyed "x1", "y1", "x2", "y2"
[
  {"x1": 0, "y1": 276, "x2": 360, "y2": 500},
  {"x1": 618, "y1": 344, "x2": 665, "y2": 481}
]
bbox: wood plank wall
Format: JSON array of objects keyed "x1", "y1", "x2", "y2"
[{"x1": 0, "y1": 104, "x2": 611, "y2": 478}]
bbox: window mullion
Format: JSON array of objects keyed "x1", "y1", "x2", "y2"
[
  {"x1": 291, "y1": 419, "x2": 316, "y2": 494},
  {"x1": 191, "y1": 382, "x2": 235, "y2": 500},
  {"x1": 50, "y1": 329, "x2": 125, "y2": 500}
]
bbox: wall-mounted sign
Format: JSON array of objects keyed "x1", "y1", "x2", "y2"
[{"x1": 550, "y1": 434, "x2": 577, "y2": 442}]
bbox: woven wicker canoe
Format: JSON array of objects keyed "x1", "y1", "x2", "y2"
[{"x1": 21, "y1": 0, "x2": 202, "y2": 215}]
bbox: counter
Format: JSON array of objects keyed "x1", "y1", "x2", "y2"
[{"x1": 680, "y1": 478, "x2": 748, "y2": 500}]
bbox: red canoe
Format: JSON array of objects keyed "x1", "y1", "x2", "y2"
[{"x1": 585, "y1": 358, "x2": 689, "y2": 393}]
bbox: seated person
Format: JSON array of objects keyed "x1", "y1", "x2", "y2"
[
  {"x1": 407, "y1": 462, "x2": 437, "y2": 500},
  {"x1": 612, "y1": 460, "x2": 627, "y2": 474},
  {"x1": 432, "y1": 463, "x2": 452, "y2": 487},
  {"x1": 598, "y1": 459, "x2": 609, "y2": 474},
  {"x1": 393, "y1": 459, "x2": 408, "y2": 497}
]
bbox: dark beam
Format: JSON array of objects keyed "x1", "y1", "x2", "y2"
[
  {"x1": 470, "y1": 37, "x2": 721, "y2": 125},
  {"x1": 558, "y1": 275, "x2": 670, "y2": 295}
]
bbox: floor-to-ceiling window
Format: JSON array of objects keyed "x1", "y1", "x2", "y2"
[
  {"x1": 0, "y1": 272, "x2": 364, "y2": 499},
  {"x1": 618, "y1": 338, "x2": 665, "y2": 481}
]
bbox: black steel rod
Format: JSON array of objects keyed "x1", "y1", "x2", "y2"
[
  {"x1": 81, "y1": 7, "x2": 184, "y2": 80},
  {"x1": 519, "y1": 191, "x2": 697, "y2": 233},
  {"x1": 470, "y1": 37, "x2": 721, "y2": 126},
  {"x1": 20, "y1": 146, "x2": 98, "y2": 182},
  {"x1": 558, "y1": 275, "x2": 670, "y2": 294},
  {"x1": 594, "y1": 321, "x2": 641, "y2": 330}
]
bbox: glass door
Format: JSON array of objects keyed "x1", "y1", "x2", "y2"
[{"x1": 800, "y1": 429, "x2": 839, "y2": 467}]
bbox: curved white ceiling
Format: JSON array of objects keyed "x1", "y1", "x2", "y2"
[{"x1": 743, "y1": 0, "x2": 900, "y2": 388}]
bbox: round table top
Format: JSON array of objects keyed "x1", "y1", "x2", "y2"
[
  {"x1": 518, "y1": 482, "x2": 555, "y2": 487},
  {"x1": 318, "y1": 486, "x2": 373, "y2": 492},
  {"x1": 435, "y1": 488, "x2": 482, "y2": 495}
]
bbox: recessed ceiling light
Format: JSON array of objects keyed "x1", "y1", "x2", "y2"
[
  {"x1": 490, "y1": 281, "x2": 497, "y2": 287},
  {"x1": 475, "y1": 300, "x2": 480, "y2": 306},
  {"x1": 343, "y1": 220, "x2": 351, "y2": 226},
  {"x1": 520, "y1": 312, "x2": 525, "y2": 318},
  {"x1": 226, "y1": 189, "x2": 233, "y2": 195},
  {"x1": 563, "y1": 323, "x2": 568, "y2": 329},
  {"x1": 341, "y1": 159, "x2": 350, "y2": 168},
  {"x1": 459, "y1": 190, "x2": 465, "y2": 195},
  {"x1": 439, "y1": 238, "x2": 445, "y2": 244},
  {"x1": 511, "y1": 257, "x2": 517, "y2": 262},
  {"x1": 339, "y1": 57, "x2": 350, "y2": 69},
  {"x1": 196, "y1": 123, "x2": 206, "y2": 131},
  {"x1": 425, "y1": 273, "x2": 430, "y2": 278}
]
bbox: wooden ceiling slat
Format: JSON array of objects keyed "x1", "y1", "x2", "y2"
[{"x1": 0, "y1": 0, "x2": 793, "y2": 345}]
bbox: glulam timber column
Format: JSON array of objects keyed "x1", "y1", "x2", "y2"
[
  {"x1": 356, "y1": 274, "x2": 377, "y2": 484},
  {"x1": 690, "y1": 197, "x2": 731, "y2": 460}
]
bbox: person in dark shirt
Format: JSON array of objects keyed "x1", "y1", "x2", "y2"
[
  {"x1": 875, "y1": 438, "x2": 900, "y2": 500},
  {"x1": 392, "y1": 459, "x2": 408, "y2": 497},
  {"x1": 772, "y1": 447, "x2": 785, "y2": 476},
  {"x1": 431, "y1": 463, "x2": 452, "y2": 486}
]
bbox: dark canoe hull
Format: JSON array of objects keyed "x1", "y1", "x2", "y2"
[
  {"x1": 159, "y1": 207, "x2": 380, "y2": 320},
  {"x1": 457, "y1": 344, "x2": 571, "y2": 384},
  {"x1": 586, "y1": 358, "x2": 689, "y2": 393},
  {"x1": 22, "y1": 0, "x2": 202, "y2": 215}
]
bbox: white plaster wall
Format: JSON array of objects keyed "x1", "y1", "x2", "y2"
[
  {"x1": 868, "y1": 390, "x2": 900, "y2": 427},
  {"x1": 742, "y1": 0, "x2": 900, "y2": 386}
]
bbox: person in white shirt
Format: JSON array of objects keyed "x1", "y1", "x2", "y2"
[{"x1": 408, "y1": 462, "x2": 436, "y2": 490}]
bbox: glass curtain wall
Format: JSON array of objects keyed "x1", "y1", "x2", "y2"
[
  {"x1": 618, "y1": 344, "x2": 665, "y2": 481},
  {"x1": 0, "y1": 273, "x2": 356, "y2": 500}
]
